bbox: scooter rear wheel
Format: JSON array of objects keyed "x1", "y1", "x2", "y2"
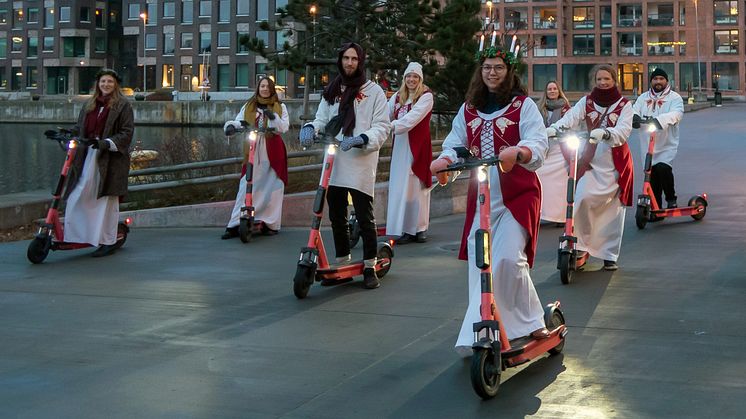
[
  {"x1": 375, "y1": 244, "x2": 393, "y2": 278},
  {"x1": 546, "y1": 310, "x2": 566, "y2": 355},
  {"x1": 239, "y1": 218, "x2": 253, "y2": 243},
  {"x1": 688, "y1": 196, "x2": 707, "y2": 221},
  {"x1": 471, "y1": 347, "x2": 500, "y2": 399},
  {"x1": 635, "y1": 205, "x2": 648, "y2": 230},
  {"x1": 293, "y1": 265, "x2": 315, "y2": 299},
  {"x1": 27, "y1": 236, "x2": 51, "y2": 264},
  {"x1": 559, "y1": 252, "x2": 573, "y2": 285}
]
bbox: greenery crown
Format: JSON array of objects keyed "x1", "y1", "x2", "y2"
[{"x1": 475, "y1": 46, "x2": 519, "y2": 66}]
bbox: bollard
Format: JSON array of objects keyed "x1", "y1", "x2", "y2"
[{"x1": 714, "y1": 91, "x2": 722, "y2": 107}]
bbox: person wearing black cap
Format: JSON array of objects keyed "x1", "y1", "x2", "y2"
[
  {"x1": 632, "y1": 67, "x2": 684, "y2": 209},
  {"x1": 299, "y1": 42, "x2": 391, "y2": 289},
  {"x1": 64, "y1": 69, "x2": 134, "y2": 257}
]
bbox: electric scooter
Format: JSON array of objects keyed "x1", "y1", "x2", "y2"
[
  {"x1": 27, "y1": 128, "x2": 131, "y2": 264},
  {"x1": 437, "y1": 148, "x2": 567, "y2": 399},
  {"x1": 633, "y1": 115, "x2": 708, "y2": 229},
  {"x1": 292, "y1": 123, "x2": 394, "y2": 299},
  {"x1": 547, "y1": 128, "x2": 589, "y2": 285},
  {"x1": 224, "y1": 121, "x2": 276, "y2": 242}
]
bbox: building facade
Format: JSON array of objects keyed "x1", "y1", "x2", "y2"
[{"x1": 484, "y1": 0, "x2": 745, "y2": 97}]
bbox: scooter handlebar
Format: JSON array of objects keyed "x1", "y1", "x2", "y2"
[
  {"x1": 632, "y1": 115, "x2": 658, "y2": 130},
  {"x1": 437, "y1": 156, "x2": 501, "y2": 173}
]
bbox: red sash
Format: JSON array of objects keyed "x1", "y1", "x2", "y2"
[
  {"x1": 239, "y1": 117, "x2": 288, "y2": 186},
  {"x1": 583, "y1": 97, "x2": 634, "y2": 206},
  {"x1": 393, "y1": 92, "x2": 433, "y2": 188},
  {"x1": 458, "y1": 96, "x2": 542, "y2": 268}
]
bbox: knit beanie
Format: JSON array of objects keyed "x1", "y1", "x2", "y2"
[
  {"x1": 403, "y1": 62, "x2": 424, "y2": 80},
  {"x1": 650, "y1": 67, "x2": 668, "y2": 81}
]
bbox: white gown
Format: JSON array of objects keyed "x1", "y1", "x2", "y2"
[
  {"x1": 537, "y1": 109, "x2": 570, "y2": 223},
  {"x1": 227, "y1": 103, "x2": 289, "y2": 231},
  {"x1": 440, "y1": 99, "x2": 549, "y2": 355},
  {"x1": 64, "y1": 148, "x2": 120, "y2": 246},
  {"x1": 385, "y1": 92, "x2": 434, "y2": 236}
]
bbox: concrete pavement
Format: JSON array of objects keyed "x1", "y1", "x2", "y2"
[{"x1": 0, "y1": 104, "x2": 745, "y2": 418}]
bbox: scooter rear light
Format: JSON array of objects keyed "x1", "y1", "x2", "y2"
[
  {"x1": 388, "y1": 239, "x2": 395, "y2": 247},
  {"x1": 124, "y1": 217, "x2": 132, "y2": 225}
]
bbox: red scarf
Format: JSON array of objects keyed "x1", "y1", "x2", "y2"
[
  {"x1": 84, "y1": 96, "x2": 111, "y2": 139},
  {"x1": 589, "y1": 86, "x2": 622, "y2": 107}
]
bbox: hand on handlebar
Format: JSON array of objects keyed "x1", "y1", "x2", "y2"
[
  {"x1": 299, "y1": 125, "x2": 316, "y2": 147},
  {"x1": 223, "y1": 120, "x2": 242, "y2": 136},
  {"x1": 497, "y1": 146, "x2": 531, "y2": 173},
  {"x1": 430, "y1": 158, "x2": 453, "y2": 186}
]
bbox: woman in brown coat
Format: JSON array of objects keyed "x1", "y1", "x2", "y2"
[{"x1": 64, "y1": 69, "x2": 134, "y2": 257}]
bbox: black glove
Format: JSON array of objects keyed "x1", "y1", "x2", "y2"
[
  {"x1": 632, "y1": 114, "x2": 641, "y2": 129},
  {"x1": 91, "y1": 138, "x2": 111, "y2": 151},
  {"x1": 263, "y1": 108, "x2": 276, "y2": 120}
]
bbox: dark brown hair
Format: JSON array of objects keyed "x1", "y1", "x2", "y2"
[{"x1": 465, "y1": 57, "x2": 526, "y2": 111}]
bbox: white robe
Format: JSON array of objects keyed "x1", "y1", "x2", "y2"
[
  {"x1": 439, "y1": 99, "x2": 548, "y2": 354},
  {"x1": 537, "y1": 109, "x2": 570, "y2": 222},
  {"x1": 385, "y1": 92, "x2": 434, "y2": 236},
  {"x1": 63, "y1": 148, "x2": 120, "y2": 246},
  {"x1": 310, "y1": 81, "x2": 391, "y2": 197},
  {"x1": 227, "y1": 103, "x2": 289, "y2": 231},
  {"x1": 551, "y1": 97, "x2": 633, "y2": 262},
  {"x1": 632, "y1": 89, "x2": 684, "y2": 167}
]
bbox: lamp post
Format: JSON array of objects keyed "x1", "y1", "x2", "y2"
[
  {"x1": 694, "y1": 0, "x2": 701, "y2": 92},
  {"x1": 140, "y1": 12, "x2": 147, "y2": 92}
]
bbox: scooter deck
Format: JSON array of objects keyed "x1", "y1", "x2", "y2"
[
  {"x1": 316, "y1": 258, "x2": 389, "y2": 281},
  {"x1": 502, "y1": 326, "x2": 566, "y2": 367}
]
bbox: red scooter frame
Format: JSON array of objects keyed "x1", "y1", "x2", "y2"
[
  {"x1": 293, "y1": 133, "x2": 394, "y2": 299},
  {"x1": 438, "y1": 150, "x2": 567, "y2": 399},
  {"x1": 633, "y1": 115, "x2": 707, "y2": 229},
  {"x1": 225, "y1": 121, "x2": 275, "y2": 242},
  {"x1": 27, "y1": 129, "x2": 130, "y2": 264}
]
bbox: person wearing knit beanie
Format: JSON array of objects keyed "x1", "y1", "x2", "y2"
[{"x1": 649, "y1": 67, "x2": 668, "y2": 82}]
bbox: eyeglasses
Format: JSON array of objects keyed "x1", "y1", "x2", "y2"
[{"x1": 481, "y1": 65, "x2": 507, "y2": 73}]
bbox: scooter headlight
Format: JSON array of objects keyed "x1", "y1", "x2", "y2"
[
  {"x1": 248, "y1": 130, "x2": 258, "y2": 141},
  {"x1": 477, "y1": 167, "x2": 488, "y2": 182},
  {"x1": 565, "y1": 135, "x2": 580, "y2": 150},
  {"x1": 69, "y1": 140, "x2": 78, "y2": 149},
  {"x1": 327, "y1": 144, "x2": 336, "y2": 155},
  {"x1": 646, "y1": 124, "x2": 657, "y2": 133}
]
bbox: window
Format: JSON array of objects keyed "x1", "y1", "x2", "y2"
[
  {"x1": 714, "y1": 30, "x2": 738, "y2": 54},
  {"x1": 679, "y1": 4, "x2": 686, "y2": 25},
  {"x1": 255, "y1": 31, "x2": 269, "y2": 47},
  {"x1": 711, "y1": 62, "x2": 739, "y2": 90},
  {"x1": 12, "y1": 8, "x2": 23, "y2": 27},
  {"x1": 63, "y1": 37, "x2": 86, "y2": 57},
  {"x1": 200, "y1": 31, "x2": 211, "y2": 53},
  {"x1": 43, "y1": 36, "x2": 54, "y2": 52},
  {"x1": 679, "y1": 63, "x2": 705, "y2": 92},
  {"x1": 648, "y1": 33, "x2": 675, "y2": 56},
  {"x1": 236, "y1": 63, "x2": 250, "y2": 86},
  {"x1": 218, "y1": 32, "x2": 230, "y2": 48},
  {"x1": 11, "y1": 67, "x2": 22, "y2": 90},
  {"x1": 532, "y1": 64, "x2": 557, "y2": 92},
  {"x1": 534, "y1": 35, "x2": 557, "y2": 57},
  {"x1": 237, "y1": 31, "x2": 250, "y2": 53},
  {"x1": 27, "y1": 66, "x2": 38, "y2": 88},
  {"x1": 277, "y1": 0, "x2": 289, "y2": 12},
  {"x1": 572, "y1": 7, "x2": 594, "y2": 29},
  {"x1": 600, "y1": 34, "x2": 612, "y2": 55},
  {"x1": 164, "y1": 34, "x2": 175, "y2": 54},
  {"x1": 11, "y1": 36, "x2": 22, "y2": 52},
  {"x1": 618, "y1": 4, "x2": 642, "y2": 27},
  {"x1": 43, "y1": 7, "x2": 54, "y2": 27},
  {"x1": 199, "y1": 1, "x2": 211, "y2": 17},
  {"x1": 0, "y1": 38, "x2": 6, "y2": 58},
  {"x1": 276, "y1": 30, "x2": 287, "y2": 51},
  {"x1": 276, "y1": 69, "x2": 287, "y2": 86},
  {"x1": 27, "y1": 7, "x2": 39, "y2": 23},
  {"x1": 162, "y1": 64, "x2": 174, "y2": 88},
  {"x1": 163, "y1": 1, "x2": 175, "y2": 18},
  {"x1": 0, "y1": 68, "x2": 6, "y2": 89},
  {"x1": 572, "y1": 34, "x2": 594, "y2": 55},
  {"x1": 147, "y1": 2, "x2": 157, "y2": 25},
  {"x1": 218, "y1": 64, "x2": 230, "y2": 91},
  {"x1": 505, "y1": 8, "x2": 528, "y2": 30},
  {"x1": 648, "y1": 3, "x2": 674, "y2": 26},
  {"x1": 238, "y1": 0, "x2": 250, "y2": 15},
  {"x1": 257, "y1": 0, "x2": 269, "y2": 20},
  {"x1": 256, "y1": 63, "x2": 271, "y2": 83},
  {"x1": 713, "y1": 1, "x2": 738, "y2": 24},
  {"x1": 562, "y1": 64, "x2": 595, "y2": 92},
  {"x1": 27, "y1": 37, "x2": 38, "y2": 57},
  {"x1": 599, "y1": 6, "x2": 611, "y2": 28},
  {"x1": 128, "y1": 4, "x2": 140, "y2": 20},
  {"x1": 180, "y1": 64, "x2": 193, "y2": 91},
  {"x1": 95, "y1": 37, "x2": 105, "y2": 52},
  {"x1": 181, "y1": 32, "x2": 193, "y2": 48},
  {"x1": 182, "y1": 1, "x2": 193, "y2": 23},
  {"x1": 80, "y1": 7, "x2": 90, "y2": 22},
  {"x1": 95, "y1": 8, "x2": 104, "y2": 28},
  {"x1": 0, "y1": 9, "x2": 7, "y2": 25},
  {"x1": 60, "y1": 6, "x2": 71, "y2": 22},
  {"x1": 619, "y1": 33, "x2": 643, "y2": 56},
  {"x1": 219, "y1": 0, "x2": 230, "y2": 22},
  {"x1": 533, "y1": 8, "x2": 557, "y2": 29},
  {"x1": 145, "y1": 33, "x2": 156, "y2": 50}
]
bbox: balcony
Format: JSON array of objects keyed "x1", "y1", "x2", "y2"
[
  {"x1": 620, "y1": 45, "x2": 643, "y2": 56},
  {"x1": 505, "y1": 19, "x2": 528, "y2": 30},
  {"x1": 715, "y1": 44, "x2": 738, "y2": 54},
  {"x1": 533, "y1": 47, "x2": 557, "y2": 57},
  {"x1": 648, "y1": 45, "x2": 674, "y2": 56},
  {"x1": 618, "y1": 15, "x2": 642, "y2": 28},
  {"x1": 533, "y1": 17, "x2": 557, "y2": 30},
  {"x1": 714, "y1": 14, "x2": 738, "y2": 25},
  {"x1": 648, "y1": 14, "x2": 674, "y2": 27},
  {"x1": 573, "y1": 48, "x2": 595, "y2": 56}
]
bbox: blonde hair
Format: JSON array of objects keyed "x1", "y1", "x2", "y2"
[
  {"x1": 397, "y1": 74, "x2": 429, "y2": 107},
  {"x1": 84, "y1": 75, "x2": 124, "y2": 112},
  {"x1": 536, "y1": 80, "x2": 569, "y2": 119}
]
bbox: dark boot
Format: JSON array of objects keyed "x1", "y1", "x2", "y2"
[
  {"x1": 91, "y1": 244, "x2": 117, "y2": 258},
  {"x1": 415, "y1": 231, "x2": 428, "y2": 243},
  {"x1": 363, "y1": 268, "x2": 380, "y2": 289},
  {"x1": 221, "y1": 227, "x2": 239, "y2": 239},
  {"x1": 666, "y1": 199, "x2": 678, "y2": 209},
  {"x1": 603, "y1": 260, "x2": 619, "y2": 271},
  {"x1": 395, "y1": 233, "x2": 416, "y2": 244}
]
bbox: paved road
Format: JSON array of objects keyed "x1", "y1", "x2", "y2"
[{"x1": 1, "y1": 104, "x2": 745, "y2": 418}]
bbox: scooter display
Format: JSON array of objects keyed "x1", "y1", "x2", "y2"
[
  {"x1": 27, "y1": 128, "x2": 131, "y2": 264},
  {"x1": 224, "y1": 121, "x2": 276, "y2": 243},
  {"x1": 633, "y1": 115, "x2": 707, "y2": 229},
  {"x1": 437, "y1": 149, "x2": 567, "y2": 399},
  {"x1": 293, "y1": 125, "x2": 394, "y2": 299},
  {"x1": 547, "y1": 128, "x2": 588, "y2": 285}
]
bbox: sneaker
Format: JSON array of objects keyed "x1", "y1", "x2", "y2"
[
  {"x1": 363, "y1": 268, "x2": 380, "y2": 289},
  {"x1": 91, "y1": 244, "x2": 117, "y2": 258},
  {"x1": 395, "y1": 234, "x2": 416, "y2": 245},
  {"x1": 603, "y1": 260, "x2": 619, "y2": 271},
  {"x1": 666, "y1": 200, "x2": 678, "y2": 209},
  {"x1": 415, "y1": 231, "x2": 428, "y2": 243},
  {"x1": 221, "y1": 227, "x2": 239, "y2": 240}
]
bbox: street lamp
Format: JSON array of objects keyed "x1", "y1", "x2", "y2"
[
  {"x1": 140, "y1": 12, "x2": 147, "y2": 92},
  {"x1": 310, "y1": 5, "x2": 317, "y2": 59},
  {"x1": 694, "y1": 0, "x2": 701, "y2": 92}
]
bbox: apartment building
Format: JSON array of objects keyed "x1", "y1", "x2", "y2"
[{"x1": 485, "y1": 0, "x2": 745, "y2": 96}]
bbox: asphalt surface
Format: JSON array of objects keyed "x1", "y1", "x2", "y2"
[{"x1": 1, "y1": 104, "x2": 745, "y2": 418}]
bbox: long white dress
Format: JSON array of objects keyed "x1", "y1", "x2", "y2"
[
  {"x1": 551, "y1": 97, "x2": 633, "y2": 262},
  {"x1": 439, "y1": 99, "x2": 549, "y2": 355},
  {"x1": 227, "y1": 103, "x2": 289, "y2": 231},
  {"x1": 536, "y1": 108, "x2": 569, "y2": 223},
  {"x1": 632, "y1": 89, "x2": 684, "y2": 166},
  {"x1": 385, "y1": 92, "x2": 434, "y2": 236},
  {"x1": 64, "y1": 146, "x2": 120, "y2": 246}
]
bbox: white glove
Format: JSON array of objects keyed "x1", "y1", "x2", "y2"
[
  {"x1": 589, "y1": 128, "x2": 609, "y2": 144},
  {"x1": 223, "y1": 120, "x2": 241, "y2": 136},
  {"x1": 546, "y1": 126, "x2": 557, "y2": 139}
]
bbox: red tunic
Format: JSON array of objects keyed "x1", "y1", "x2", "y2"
[
  {"x1": 392, "y1": 92, "x2": 433, "y2": 188},
  {"x1": 458, "y1": 97, "x2": 542, "y2": 268},
  {"x1": 583, "y1": 97, "x2": 634, "y2": 206}
]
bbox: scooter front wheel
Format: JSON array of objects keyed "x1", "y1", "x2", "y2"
[
  {"x1": 559, "y1": 252, "x2": 573, "y2": 285},
  {"x1": 27, "y1": 235, "x2": 51, "y2": 264},
  {"x1": 470, "y1": 347, "x2": 501, "y2": 399},
  {"x1": 293, "y1": 264, "x2": 316, "y2": 299},
  {"x1": 546, "y1": 309, "x2": 566, "y2": 355},
  {"x1": 635, "y1": 205, "x2": 649, "y2": 230},
  {"x1": 688, "y1": 196, "x2": 707, "y2": 221},
  {"x1": 239, "y1": 217, "x2": 253, "y2": 243}
]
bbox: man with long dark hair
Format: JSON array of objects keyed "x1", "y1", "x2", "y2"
[
  {"x1": 299, "y1": 42, "x2": 391, "y2": 289},
  {"x1": 430, "y1": 45, "x2": 551, "y2": 356}
]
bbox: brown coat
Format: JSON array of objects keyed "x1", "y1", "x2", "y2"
[{"x1": 65, "y1": 98, "x2": 135, "y2": 199}]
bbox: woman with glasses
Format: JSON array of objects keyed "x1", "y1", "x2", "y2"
[{"x1": 430, "y1": 47, "x2": 551, "y2": 356}]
